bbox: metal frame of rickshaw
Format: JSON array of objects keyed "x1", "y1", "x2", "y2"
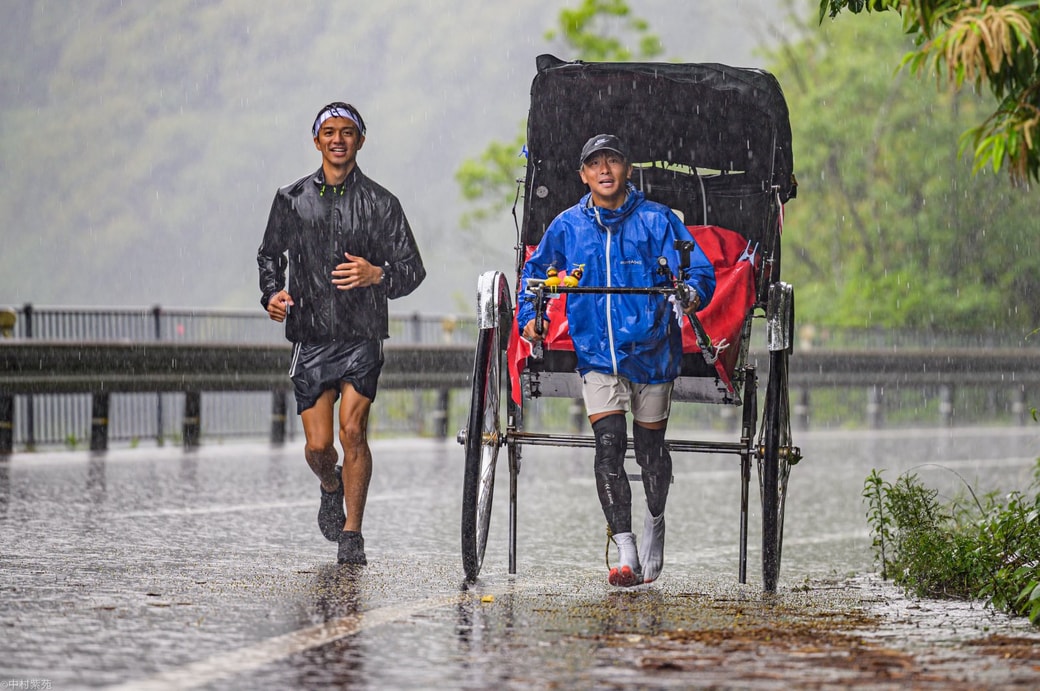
[{"x1": 459, "y1": 55, "x2": 801, "y2": 592}]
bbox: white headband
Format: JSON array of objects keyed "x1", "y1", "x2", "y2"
[{"x1": 312, "y1": 106, "x2": 365, "y2": 138}]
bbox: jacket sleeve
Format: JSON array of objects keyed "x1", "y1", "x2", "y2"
[
  {"x1": 257, "y1": 193, "x2": 289, "y2": 309},
  {"x1": 381, "y1": 196, "x2": 426, "y2": 300}
]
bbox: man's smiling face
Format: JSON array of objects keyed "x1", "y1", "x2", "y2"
[
  {"x1": 579, "y1": 152, "x2": 631, "y2": 209},
  {"x1": 313, "y1": 117, "x2": 364, "y2": 175}
]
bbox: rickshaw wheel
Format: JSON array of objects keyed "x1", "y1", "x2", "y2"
[
  {"x1": 760, "y1": 346, "x2": 792, "y2": 592},
  {"x1": 461, "y1": 287, "x2": 511, "y2": 582}
]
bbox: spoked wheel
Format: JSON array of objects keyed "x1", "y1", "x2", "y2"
[
  {"x1": 759, "y1": 348, "x2": 793, "y2": 592},
  {"x1": 461, "y1": 272, "x2": 512, "y2": 582},
  {"x1": 759, "y1": 282, "x2": 798, "y2": 592}
]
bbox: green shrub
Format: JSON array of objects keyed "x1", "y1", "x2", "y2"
[{"x1": 864, "y1": 460, "x2": 1040, "y2": 625}]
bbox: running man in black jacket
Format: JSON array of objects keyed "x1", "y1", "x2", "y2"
[{"x1": 258, "y1": 102, "x2": 426, "y2": 565}]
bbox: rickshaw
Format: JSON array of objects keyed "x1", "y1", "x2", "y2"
[{"x1": 458, "y1": 54, "x2": 800, "y2": 592}]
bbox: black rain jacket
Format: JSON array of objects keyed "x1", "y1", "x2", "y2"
[{"x1": 257, "y1": 166, "x2": 426, "y2": 344}]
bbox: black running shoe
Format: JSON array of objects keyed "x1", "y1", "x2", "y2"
[
  {"x1": 318, "y1": 465, "x2": 345, "y2": 541},
  {"x1": 337, "y1": 530, "x2": 367, "y2": 565}
]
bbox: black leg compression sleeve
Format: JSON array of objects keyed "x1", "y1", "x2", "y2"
[
  {"x1": 592, "y1": 414, "x2": 631, "y2": 534},
  {"x1": 634, "y1": 423, "x2": 672, "y2": 517}
]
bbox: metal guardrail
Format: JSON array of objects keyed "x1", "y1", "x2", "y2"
[
  {"x1": 0, "y1": 342, "x2": 474, "y2": 394},
  {"x1": 4, "y1": 338, "x2": 1039, "y2": 451},
  {"x1": 5, "y1": 342, "x2": 1038, "y2": 394},
  {"x1": 0, "y1": 305, "x2": 481, "y2": 452},
  {"x1": 0, "y1": 341, "x2": 475, "y2": 453},
  {"x1": 786, "y1": 348, "x2": 1040, "y2": 386},
  {"x1": 3, "y1": 304, "x2": 479, "y2": 345}
]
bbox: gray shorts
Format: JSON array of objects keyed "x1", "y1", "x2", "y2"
[
  {"x1": 581, "y1": 371, "x2": 673, "y2": 424},
  {"x1": 289, "y1": 338, "x2": 383, "y2": 414}
]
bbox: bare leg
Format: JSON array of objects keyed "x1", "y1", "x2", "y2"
[
  {"x1": 338, "y1": 383, "x2": 373, "y2": 533},
  {"x1": 301, "y1": 390, "x2": 340, "y2": 490}
]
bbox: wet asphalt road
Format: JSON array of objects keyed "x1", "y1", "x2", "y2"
[{"x1": 2, "y1": 426, "x2": 1040, "y2": 689}]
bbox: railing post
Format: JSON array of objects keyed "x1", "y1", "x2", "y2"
[
  {"x1": 569, "y1": 397, "x2": 585, "y2": 433},
  {"x1": 153, "y1": 305, "x2": 164, "y2": 446},
  {"x1": 866, "y1": 385, "x2": 883, "y2": 429},
  {"x1": 23, "y1": 304, "x2": 35, "y2": 450},
  {"x1": 271, "y1": 391, "x2": 287, "y2": 445},
  {"x1": 0, "y1": 394, "x2": 12, "y2": 456},
  {"x1": 412, "y1": 312, "x2": 424, "y2": 434},
  {"x1": 90, "y1": 392, "x2": 110, "y2": 452},
  {"x1": 939, "y1": 385, "x2": 954, "y2": 427},
  {"x1": 183, "y1": 392, "x2": 201, "y2": 449},
  {"x1": 431, "y1": 388, "x2": 450, "y2": 439},
  {"x1": 794, "y1": 386, "x2": 810, "y2": 431},
  {"x1": 1012, "y1": 384, "x2": 1027, "y2": 426},
  {"x1": 0, "y1": 308, "x2": 14, "y2": 455}
]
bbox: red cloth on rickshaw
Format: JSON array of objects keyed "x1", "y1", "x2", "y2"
[{"x1": 507, "y1": 225, "x2": 758, "y2": 404}]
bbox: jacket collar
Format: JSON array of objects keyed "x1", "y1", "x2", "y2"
[
  {"x1": 312, "y1": 165, "x2": 362, "y2": 192},
  {"x1": 580, "y1": 182, "x2": 643, "y2": 228}
]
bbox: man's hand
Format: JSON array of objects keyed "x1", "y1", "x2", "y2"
[
  {"x1": 332, "y1": 252, "x2": 383, "y2": 290},
  {"x1": 682, "y1": 292, "x2": 701, "y2": 315},
  {"x1": 522, "y1": 319, "x2": 544, "y2": 342},
  {"x1": 266, "y1": 290, "x2": 293, "y2": 323}
]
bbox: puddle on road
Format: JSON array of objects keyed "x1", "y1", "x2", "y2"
[{"x1": 488, "y1": 573, "x2": 1040, "y2": 689}]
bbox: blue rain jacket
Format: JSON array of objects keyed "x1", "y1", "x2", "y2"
[{"x1": 517, "y1": 184, "x2": 715, "y2": 384}]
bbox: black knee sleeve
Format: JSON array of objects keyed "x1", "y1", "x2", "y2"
[
  {"x1": 634, "y1": 424, "x2": 672, "y2": 516},
  {"x1": 592, "y1": 414, "x2": 631, "y2": 534}
]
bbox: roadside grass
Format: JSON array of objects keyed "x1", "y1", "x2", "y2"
[{"x1": 863, "y1": 412, "x2": 1040, "y2": 626}]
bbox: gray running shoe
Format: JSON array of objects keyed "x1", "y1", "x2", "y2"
[
  {"x1": 318, "y1": 465, "x2": 345, "y2": 541},
  {"x1": 337, "y1": 530, "x2": 367, "y2": 565}
]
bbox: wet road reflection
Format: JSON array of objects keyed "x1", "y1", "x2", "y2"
[{"x1": 0, "y1": 427, "x2": 1038, "y2": 688}]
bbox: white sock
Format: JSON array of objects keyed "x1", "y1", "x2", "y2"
[
  {"x1": 638, "y1": 510, "x2": 665, "y2": 583},
  {"x1": 612, "y1": 531, "x2": 640, "y2": 573}
]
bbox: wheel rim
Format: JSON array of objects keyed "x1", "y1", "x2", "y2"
[
  {"x1": 474, "y1": 331, "x2": 502, "y2": 562},
  {"x1": 462, "y1": 321, "x2": 504, "y2": 581}
]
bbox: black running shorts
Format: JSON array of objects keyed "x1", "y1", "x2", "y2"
[{"x1": 289, "y1": 339, "x2": 384, "y2": 414}]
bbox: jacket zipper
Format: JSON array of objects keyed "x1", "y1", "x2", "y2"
[
  {"x1": 329, "y1": 203, "x2": 340, "y2": 337},
  {"x1": 595, "y1": 206, "x2": 619, "y2": 376}
]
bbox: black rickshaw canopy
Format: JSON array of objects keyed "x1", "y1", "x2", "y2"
[{"x1": 521, "y1": 54, "x2": 796, "y2": 251}]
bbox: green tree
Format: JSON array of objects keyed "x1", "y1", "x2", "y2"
[
  {"x1": 818, "y1": 1, "x2": 1040, "y2": 184},
  {"x1": 768, "y1": 7, "x2": 1040, "y2": 335},
  {"x1": 455, "y1": 0, "x2": 663, "y2": 257}
]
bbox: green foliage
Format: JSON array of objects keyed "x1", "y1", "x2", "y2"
[
  {"x1": 545, "y1": 0, "x2": 663, "y2": 62},
  {"x1": 766, "y1": 8, "x2": 1040, "y2": 335},
  {"x1": 863, "y1": 469, "x2": 893, "y2": 577},
  {"x1": 456, "y1": 124, "x2": 527, "y2": 237},
  {"x1": 864, "y1": 461, "x2": 1040, "y2": 624},
  {"x1": 818, "y1": 0, "x2": 1040, "y2": 184}
]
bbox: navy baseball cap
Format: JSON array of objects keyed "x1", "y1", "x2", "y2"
[{"x1": 579, "y1": 134, "x2": 627, "y2": 167}]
